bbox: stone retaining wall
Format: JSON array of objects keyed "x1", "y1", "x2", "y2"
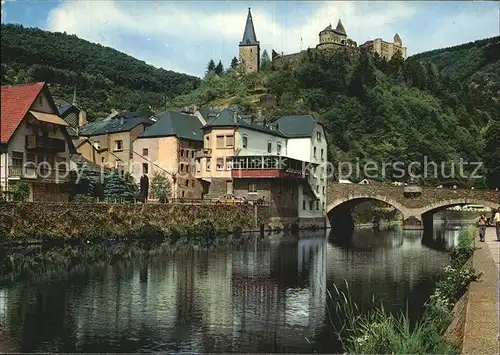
[{"x1": 0, "y1": 202, "x2": 276, "y2": 241}]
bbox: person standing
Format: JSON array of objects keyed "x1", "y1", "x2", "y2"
[
  {"x1": 494, "y1": 208, "x2": 500, "y2": 241},
  {"x1": 478, "y1": 214, "x2": 487, "y2": 242}
]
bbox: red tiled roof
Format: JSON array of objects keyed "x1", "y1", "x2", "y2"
[{"x1": 1, "y1": 82, "x2": 45, "y2": 143}]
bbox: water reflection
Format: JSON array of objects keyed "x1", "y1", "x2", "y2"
[{"x1": 0, "y1": 223, "x2": 465, "y2": 353}]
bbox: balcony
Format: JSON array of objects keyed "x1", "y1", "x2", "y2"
[
  {"x1": 194, "y1": 148, "x2": 212, "y2": 158},
  {"x1": 8, "y1": 166, "x2": 70, "y2": 183},
  {"x1": 26, "y1": 135, "x2": 66, "y2": 153},
  {"x1": 230, "y1": 155, "x2": 309, "y2": 179}
]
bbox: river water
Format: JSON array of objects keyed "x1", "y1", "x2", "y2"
[{"x1": 0, "y1": 221, "x2": 469, "y2": 353}]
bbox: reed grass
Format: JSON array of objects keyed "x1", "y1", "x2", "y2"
[{"x1": 326, "y1": 225, "x2": 479, "y2": 354}]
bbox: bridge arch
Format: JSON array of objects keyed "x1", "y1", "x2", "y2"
[
  {"x1": 417, "y1": 199, "x2": 499, "y2": 217},
  {"x1": 326, "y1": 194, "x2": 409, "y2": 217}
]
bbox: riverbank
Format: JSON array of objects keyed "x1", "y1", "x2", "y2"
[
  {"x1": 328, "y1": 225, "x2": 480, "y2": 354},
  {"x1": 0, "y1": 202, "x2": 271, "y2": 244},
  {"x1": 461, "y1": 226, "x2": 499, "y2": 354}
]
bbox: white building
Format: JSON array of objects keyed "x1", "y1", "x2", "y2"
[
  {"x1": 1, "y1": 82, "x2": 77, "y2": 201},
  {"x1": 195, "y1": 109, "x2": 327, "y2": 227}
]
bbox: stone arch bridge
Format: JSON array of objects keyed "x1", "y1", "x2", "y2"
[{"x1": 326, "y1": 183, "x2": 500, "y2": 230}]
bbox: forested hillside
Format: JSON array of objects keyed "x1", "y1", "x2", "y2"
[
  {"x1": 169, "y1": 38, "x2": 500, "y2": 188},
  {"x1": 0, "y1": 24, "x2": 201, "y2": 119}
]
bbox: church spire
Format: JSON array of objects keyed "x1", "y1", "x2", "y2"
[
  {"x1": 72, "y1": 85, "x2": 80, "y2": 109},
  {"x1": 240, "y1": 7, "x2": 259, "y2": 46}
]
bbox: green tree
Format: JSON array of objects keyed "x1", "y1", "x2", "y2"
[
  {"x1": 230, "y1": 57, "x2": 239, "y2": 70},
  {"x1": 483, "y1": 120, "x2": 500, "y2": 188},
  {"x1": 151, "y1": 171, "x2": 171, "y2": 203},
  {"x1": 104, "y1": 171, "x2": 133, "y2": 203},
  {"x1": 348, "y1": 49, "x2": 375, "y2": 97},
  {"x1": 10, "y1": 181, "x2": 29, "y2": 202},
  {"x1": 214, "y1": 60, "x2": 224, "y2": 75},
  {"x1": 206, "y1": 59, "x2": 216, "y2": 74},
  {"x1": 261, "y1": 49, "x2": 272, "y2": 71}
]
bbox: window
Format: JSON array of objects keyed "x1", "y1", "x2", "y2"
[
  {"x1": 267, "y1": 141, "x2": 272, "y2": 153},
  {"x1": 216, "y1": 135, "x2": 224, "y2": 148},
  {"x1": 191, "y1": 151, "x2": 195, "y2": 158},
  {"x1": 216, "y1": 157, "x2": 224, "y2": 170},
  {"x1": 313, "y1": 147, "x2": 317, "y2": 158},
  {"x1": 206, "y1": 160, "x2": 211, "y2": 171},
  {"x1": 180, "y1": 164, "x2": 184, "y2": 172},
  {"x1": 101, "y1": 157, "x2": 105, "y2": 163},
  {"x1": 242, "y1": 136, "x2": 248, "y2": 148},
  {"x1": 186, "y1": 164, "x2": 190, "y2": 173},
  {"x1": 277, "y1": 143, "x2": 282, "y2": 155},
  {"x1": 26, "y1": 153, "x2": 35, "y2": 163},
  {"x1": 143, "y1": 148, "x2": 148, "y2": 156},
  {"x1": 321, "y1": 149, "x2": 324, "y2": 161},
  {"x1": 114, "y1": 140, "x2": 123, "y2": 151},
  {"x1": 316, "y1": 184, "x2": 319, "y2": 193},
  {"x1": 302, "y1": 200, "x2": 306, "y2": 210},
  {"x1": 185, "y1": 179, "x2": 189, "y2": 187},
  {"x1": 323, "y1": 202, "x2": 325, "y2": 211},
  {"x1": 226, "y1": 135, "x2": 234, "y2": 147},
  {"x1": 12, "y1": 151, "x2": 23, "y2": 167},
  {"x1": 181, "y1": 190, "x2": 185, "y2": 198},
  {"x1": 309, "y1": 200, "x2": 314, "y2": 210},
  {"x1": 248, "y1": 182, "x2": 257, "y2": 193},
  {"x1": 323, "y1": 186, "x2": 325, "y2": 195},
  {"x1": 143, "y1": 163, "x2": 148, "y2": 174},
  {"x1": 180, "y1": 149, "x2": 184, "y2": 157},
  {"x1": 316, "y1": 200, "x2": 319, "y2": 210},
  {"x1": 317, "y1": 131, "x2": 321, "y2": 141}
]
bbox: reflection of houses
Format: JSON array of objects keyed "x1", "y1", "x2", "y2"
[{"x1": 1, "y1": 82, "x2": 77, "y2": 201}]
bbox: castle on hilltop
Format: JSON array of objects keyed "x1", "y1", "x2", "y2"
[{"x1": 237, "y1": 8, "x2": 407, "y2": 73}]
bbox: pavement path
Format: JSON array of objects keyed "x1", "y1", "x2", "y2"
[{"x1": 461, "y1": 226, "x2": 500, "y2": 354}]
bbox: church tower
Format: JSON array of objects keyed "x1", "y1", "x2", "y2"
[{"x1": 239, "y1": 7, "x2": 260, "y2": 74}]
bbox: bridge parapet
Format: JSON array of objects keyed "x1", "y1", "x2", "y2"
[{"x1": 327, "y1": 183, "x2": 500, "y2": 210}]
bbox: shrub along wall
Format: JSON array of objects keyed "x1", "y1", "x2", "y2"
[{"x1": 0, "y1": 202, "x2": 272, "y2": 242}]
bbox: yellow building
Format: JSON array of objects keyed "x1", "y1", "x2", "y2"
[{"x1": 131, "y1": 111, "x2": 206, "y2": 200}]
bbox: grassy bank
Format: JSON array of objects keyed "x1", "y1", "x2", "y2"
[
  {"x1": 0, "y1": 220, "x2": 254, "y2": 286},
  {"x1": 328, "y1": 225, "x2": 480, "y2": 354}
]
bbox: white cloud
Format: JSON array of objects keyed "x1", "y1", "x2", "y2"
[{"x1": 45, "y1": 1, "x2": 499, "y2": 76}]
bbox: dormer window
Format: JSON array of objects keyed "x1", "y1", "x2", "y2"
[
  {"x1": 317, "y1": 131, "x2": 321, "y2": 141},
  {"x1": 267, "y1": 141, "x2": 272, "y2": 153}
]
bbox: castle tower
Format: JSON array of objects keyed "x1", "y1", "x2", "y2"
[
  {"x1": 239, "y1": 7, "x2": 260, "y2": 74},
  {"x1": 394, "y1": 33, "x2": 402, "y2": 46}
]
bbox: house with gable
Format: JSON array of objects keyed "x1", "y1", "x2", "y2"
[
  {"x1": 76, "y1": 111, "x2": 154, "y2": 171},
  {"x1": 131, "y1": 110, "x2": 206, "y2": 200},
  {"x1": 194, "y1": 109, "x2": 328, "y2": 227},
  {"x1": 0, "y1": 82, "x2": 77, "y2": 201}
]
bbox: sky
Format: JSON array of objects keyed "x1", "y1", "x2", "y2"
[{"x1": 1, "y1": 0, "x2": 499, "y2": 78}]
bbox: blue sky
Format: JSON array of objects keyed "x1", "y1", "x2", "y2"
[{"x1": 1, "y1": 1, "x2": 499, "y2": 77}]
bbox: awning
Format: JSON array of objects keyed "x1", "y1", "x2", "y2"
[{"x1": 29, "y1": 111, "x2": 69, "y2": 126}]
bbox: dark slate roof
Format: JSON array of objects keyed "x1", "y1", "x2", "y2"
[
  {"x1": 138, "y1": 111, "x2": 204, "y2": 141},
  {"x1": 204, "y1": 109, "x2": 286, "y2": 137},
  {"x1": 58, "y1": 104, "x2": 75, "y2": 116},
  {"x1": 274, "y1": 115, "x2": 320, "y2": 138},
  {"x1": 199, "y1": 108, "x2": 222, "y2": 120},
  {"x1": 240, "y1": 7, "x2": 259, "y2": 46},
  {"x1": 79, "y1": 112, "x2": 154, "y2": 136},
  {"x1": 335, "y1": 19, "x2": 346, "y2": 35}
]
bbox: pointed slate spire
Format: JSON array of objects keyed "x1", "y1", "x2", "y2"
[
  {"x1": 240, "y1": 7, "x2": 259, "y2": 46},
  {"x1": 72, "y1": 85, "x2": 80, "y2": 109},
  {"x1": 335, "y1": 19, "x2": 346, "y2": 35}
]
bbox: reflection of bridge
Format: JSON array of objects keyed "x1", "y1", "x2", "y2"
[{"x1": 327, "y1": 183, "x2": 500, "y2": 230}]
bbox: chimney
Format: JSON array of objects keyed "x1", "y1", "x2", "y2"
[
  {"x1": 120, "y1": 115, "x2": 124, "y2": 125},
  {"x1": 78, "y1": 110, "x2": 87, "y2": 128}
]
